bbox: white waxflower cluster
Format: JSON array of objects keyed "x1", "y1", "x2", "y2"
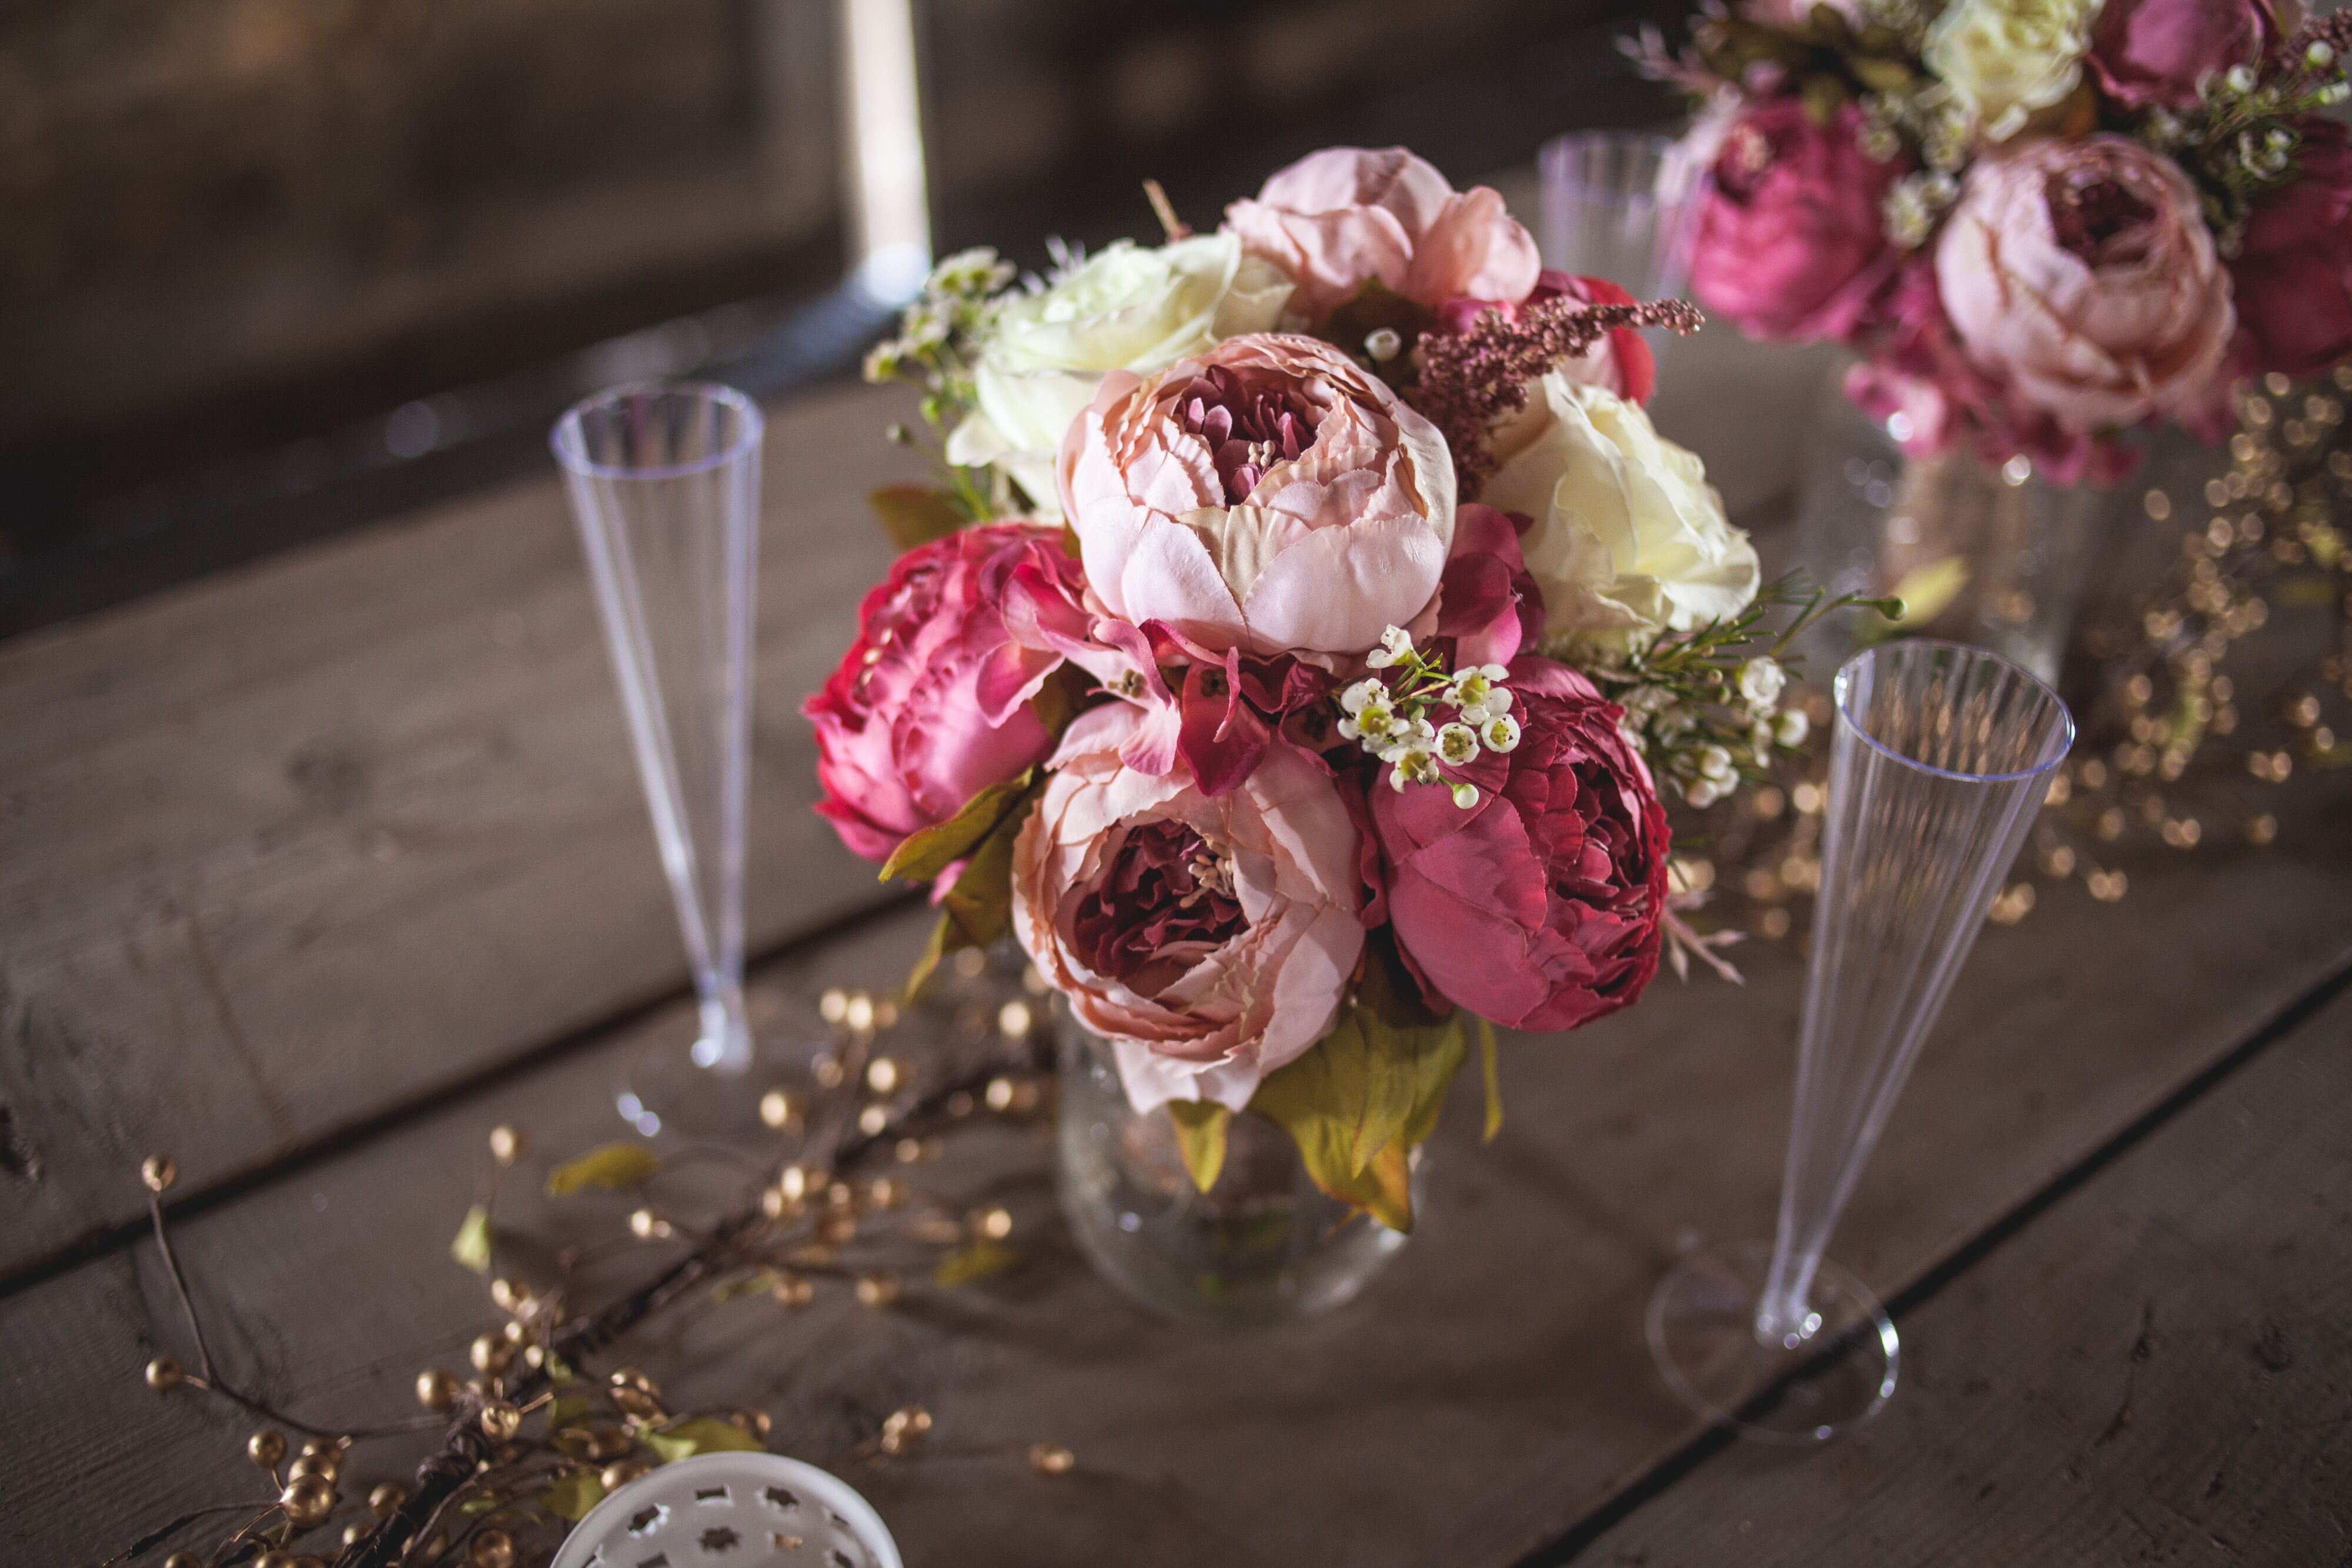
[
  {"x1": 1338, "y1": 627, "x2": 1521, "y2": 810},
  {"x1": 1882, "y1": 170, "x2": 1963, "y2": 250},
  {"x1": 1613, "y1": 654, "x2": 1808, "y2": 808}
]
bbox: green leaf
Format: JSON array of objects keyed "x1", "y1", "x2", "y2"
[
  {"x1": 903, "y1": 778, "x2": 1043, "y2": 995},
  {"x1": 1167, "y1": 1101, "x2": 1231, "y2": 1193},
  {"x1": 644, "y1": 1416, "x2": 763, "y2": 1464},
  {"x1": 547, "y1": 1395, "x2": 596, "y2": 1431},
  {"x1": 710, "y1": 1268, "x2": 781, "y2": 1305},
  {"x1": 935, "y1": 1238, "x2": 1022, "y2": 1288},
  {"x1": 543, "y1": 1142, "x2": 662, "y2": 1197},
  {"x1": 450, "y1": 1203, "x2": 493, "y2": 1275},
  {"x1": 868, "y1": 484, "x2": 968, "y2": 551},
  {"x1": 1248, "y1": 1002, "x2": 1466, "y2": 1233},
  {"x1": 1886, "y1": 556, "x2": 1970, "y2": 627},
  {"x1": 539, "y1": 1470, "x2": 606, "y2": 1522},
  {"x1": 879, "y1": 769, "x2": 1039, "y2": 886},
  {"x1": 1027, "y1": 661, "x2": 1094, "y2": 743},
  {"x1": 542, "y1": 1350, "x2": 578, "y2": 1387},
  {"x1": 1476, "y1": 1017, "x2": 1504, "y2": 1145}
]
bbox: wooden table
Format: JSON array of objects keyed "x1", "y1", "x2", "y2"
[{"x1": 4, "y1": 327, "x2": 2347, "y2": 1567}]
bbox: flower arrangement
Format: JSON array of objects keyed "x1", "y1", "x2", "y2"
[
  {"x1": 1635, "y1": 0, "x2": 2352, "y2": 483},
  {"x1": 820, "y1": 146, "x2": 1874, "y2": 1227}
]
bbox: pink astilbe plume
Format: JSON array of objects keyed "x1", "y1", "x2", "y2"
[{"x1": 1412, "y1": 296, "x2": 1704, "y2": 496}]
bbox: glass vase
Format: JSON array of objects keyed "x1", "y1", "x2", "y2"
[
  {"x1": 1794, "y1": 369, "x2": 2113, "y2": 683},
  {"x1": 1649, "y1": 641, "x2": 2073, "y2": 1442},
  {"x1": 1055, "y1": 1022, "x2": 1415, "y2": 1328}
]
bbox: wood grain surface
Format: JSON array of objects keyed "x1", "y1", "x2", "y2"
[
  {"x1": 0, "y1": 377, "x2": 924, "y2": 1280},
  {"x1": 1563, "y1": 983, "x2": 2352, "y2": 1568},
  {"x1": 4, "y1": 786, "x2": 2344, "y2": 1566}
]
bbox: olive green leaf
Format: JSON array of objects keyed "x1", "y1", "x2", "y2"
[
  {"x1": 1167, "y1": 1101, "x2": 1232, "y2": 1193},
  {"x1": 450, "y1": 1203, "x2": 493, "y2": 1275},
  {"x1": 867, "y1": 484, "x2": 967, "y2": 551},
  {"x1": 935, "y1": 1239, "x2": 1022, "y2": 1288},
  {"x1": 1248, "y1": 999, "x2": 1465, "y2": 1233},
  {"x1": 644, "y1": 1416, "x2": 764, "y2": 1464},
  {"x1": 903, "y1": 775, "x2": 1045, "y2": 995},
  {"x1": 880, "y1": 768, "x2": 1040, "y2": 886},
  {"x1": 540, "y1": 1469, "x2": 606, "y2": 1522},
  {"x1": 1477, "y1": 1017, "x2": 1504, "y2": 1145},
  {"x1": 543, "y1": 1142, "x2": 662, "y2": 1197}
]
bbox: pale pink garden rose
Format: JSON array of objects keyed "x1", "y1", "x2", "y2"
[
  {"x1": 1012, "y1": 701, "x2": 1365, "y2": 1114},
  {"x1": 1225, "y1": 146, "x2": 1542, "y2": 323},
  {"x1": 1058, "y1": 332, "x2": 1457, "y2": 658},
  {"x1": 1935, "y1": 135, "x2": 2234, "y2": 436}
]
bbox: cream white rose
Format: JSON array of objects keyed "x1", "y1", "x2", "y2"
[
  {"x1": 1923, "y1": 0, "x2": 2102, "y2": 142},
  {"x1": 943, "y1": 233, "x2": 1292, "y2": 516},
  {"x1": 1478, "y1": 375, "x2": 1760, "y2": 656}
]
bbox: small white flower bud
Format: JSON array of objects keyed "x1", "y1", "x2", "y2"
[
  {"x1": 1364, "y1": 327, "x2": 1403, "y2": 363},
  {"x1": 1684, "y1": 777, "x2": 1723, "y2": 809},
  {"x1": 1698, "y1": 744, "x2": 1736, "y2": 784},
  {"x1": 1737, "y1": 657, "x2": 1786, "y2": 710},
  {"x1": 1773, "y1": 708, "x2": 1810, "y2": 747},
  {"x1": 1450, "y1": 781, "x2": 1481, "y2": 810},
  {"x1": 2307, "y1": 40, "x2": 2335, "y2": 68},
  {"x1": 2224, "y1": 63, "x2": 2256, "y2": 93}
]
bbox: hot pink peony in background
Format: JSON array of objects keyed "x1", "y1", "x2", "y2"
[
  {"x1": 2229, "y1": 118, "x2": 2352, "y2": 380},
  {"x1": 1012, "y1": 701, "x2": 1365, "y2": 1114},
  {"x1": 1372, "y1": 657, "x2": 1668, "y2": 1032},
  {"x1": 2089, "y1": 0, "x2": 2300, "y2": 109},
  {"x1": 1058, "y1": 332, "x2": 1456, "y2": 657},
  {"x1": 805, "y1": 521, "x2": 1077, "y2": 862},
  {"x1": 1225, "y1": 146, "x2": 1542, "y2": 323},
  {"x1": 1689, "y1": 100, "x2": 1905, "y2": 344},
  {"x1": 1935, "y1": 135, "x2": 2234, "y2": 437}
]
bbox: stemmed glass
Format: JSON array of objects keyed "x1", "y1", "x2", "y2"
[
  {"x1": 554, "y1": 381, "x2": 774, "y2": 1136},
  {"x1": 1538, "y1": 130, "x2": 1708, "y2": 332},
  {"x1": 1649, "y1": 641, "x2": 2074, "y2": 1441}
]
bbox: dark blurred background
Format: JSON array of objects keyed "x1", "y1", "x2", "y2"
[{"x1": 0, "y1": 0, "x2": 1683, "y2": 638}]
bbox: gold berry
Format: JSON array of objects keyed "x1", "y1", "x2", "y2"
[
  {"x1": 141, "y1": 1155, "x2": 178, "y2": 1193},
  {"x1": 370, "y1": 1479, "x2": 408, "y2": 1516},
  {"x1": 487, "y1": 1124, "x2": 524, "y2": 1166},
  {"x1": 416, "y1": 1367, "x2": 460, "y2": 1411},
  {"x1": 602, "y1": 1456, "x2": 654, "y2": 1492},
  {"x1": 289, "y1": 1452, "x2": 339, "y2": 1484},
  {"x1": 280, "y1": 1471, "x2": 335, "y2": 1527},
  {"x1": 247, "y1": 1429, "x2": 287, "y2": 1467},
  {"x1": 468, "y1": 1527, "x2": 516, "y2": 1568},
  {"x1": 165, "y1": 1556, "x2": 204, "y2": 1568},
  {"x1": 479, "y1": 1400, "x2": 522, "y2": 1441},
  {"x1": 1029, "y1": 1442, "x2": 1075, "y2": 1476},
  {"x1": 254, "y1": 1552, "x2": 295, "y2": 1568},
  {"x1": 145, "y1": 1356, "x2": 184, "y2": 1392}
]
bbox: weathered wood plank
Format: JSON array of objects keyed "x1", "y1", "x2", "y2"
[
  {"x1": 0, "y1": 376, "x2": 927, "y2": 1280},
  {"x1": 1565, "y1": 982, "x2": 2352, "y2": 1568},
  {"x1": 4, "y1": 777, "x2": 2344, "y2": 1566}
]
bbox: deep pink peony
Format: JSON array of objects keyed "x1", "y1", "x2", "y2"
[
  {"x1": 804, "y1": 521, "x2": 1078, "y2": 862},
  {"x1": 1058, "y1": 332, "x2": 1456, "y2": 657},
  {"x1": 1936, "y1": 135, "x2": 2234, "y2": 436},
  {"x1": 1012, "y1": 702, "x2": 1366, "y2": 1113},
  {"x1": 2089, "y1": 0, "x2": 2297, "y2": 109},
  {"x1": 1225, "y1": 146, "x2": 1542, "y2": 323},
  {"x1": 2229, "y1": 119, "x2": 2352, "y2": 380},
  {"x1": 1435, "y1": 271, "x2": 1658, "y2": 405},
  {"x1": 1372, "y1": 657, "x2": 1668, "y2": 1032},
  {"x1": 1689, "y1": 100, "x2": 1905, "y2": 344}
]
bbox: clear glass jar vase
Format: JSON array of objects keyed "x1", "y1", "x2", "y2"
[
  {"x1": 1793, "y1": 367, "x2": 2116, "y2": 683},
  {"x1": 1054, "y1": 1022, "x2": 1415, "y2": 1328}
]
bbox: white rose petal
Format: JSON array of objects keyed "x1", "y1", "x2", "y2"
[{"x1": 1482, "y1": 376, "x2": 1761, "y2": 660}]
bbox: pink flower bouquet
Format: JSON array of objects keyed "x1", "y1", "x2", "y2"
[
  {"x1": 823, "y1": 147, "x2": 1866, "y2": 1228},
  {"x1": 1639, "y1": 0, "x2": 2352, "y2": 481}
]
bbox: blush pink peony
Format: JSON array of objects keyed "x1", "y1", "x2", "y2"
[
  {"x1": 1372, "y1": 657, "x2": 1668, "y2": 1032},
  {"x1": 1225, "y1": 146, "x2": 1542, "y2": 323},
  {"x1": 1689, "y1": 100, "x2": 1905, "y2": 344},
  {"x1": 1935, "y1": 135, "x2": 2234, "y2": 435},
  {"x1": 804, "y1": 521, "x2": 1077, "y2": 862},
  {"x1": 1012, "y1": 702, "x2": 1366, "y2": 1114},
  {"x1": 1058, "y1": 332, "x2": 1457, "y2": 657},
  {"x1": 2228, "y1": 119, "x2": 2352, "y2": 380}
]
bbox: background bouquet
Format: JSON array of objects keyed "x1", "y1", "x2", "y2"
[
  {"x1": 1641, "y1": 0, "x2": 2352, "y2": 483},
  {"x1": 811, "y1": 147, "x2": 1863, "y2": 1227}
]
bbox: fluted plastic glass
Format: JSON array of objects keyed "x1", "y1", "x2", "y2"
[
  {"x1": 554, "y1": 382, "x2": 763, "y2": 1133},
  {"x1": 1650, "y1": 641, "x2": 2073, "y2": 1441},
  {"x1": 1538, "y1": 130, "x2": 1706, "y2": 307}
]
